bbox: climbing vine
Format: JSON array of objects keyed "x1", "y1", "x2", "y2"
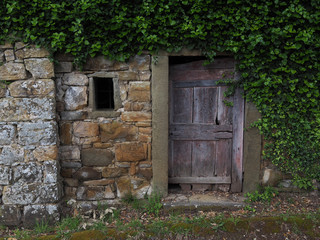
[{"x1": 1, "y1": 0, "x2": 320, "y2": 188}]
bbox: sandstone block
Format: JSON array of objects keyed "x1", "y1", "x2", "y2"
[
  {"x1": 18, "y1": 121, "x2": 57, "y2": 146},
  {"x1": 0, "y1": 42, "x2": 13, "y2": 49},
  {"x1": 59, "y1": 146, "x2": 80, "y2": 160},
  {"x1": 2, "y1": 183, "x2": 62, "y2": 204},
  {"x1": 0, "y1": 87, "x2": 6, "y2": 98},
  {"x1": 139, "y1": 70, "x2": 151, "y2": 81},
  {"x1": 100, "y1": 122, "x2": 137, "y2": 142},
  {"x1": 128, "y1": 82, "x2": 150, "y2": 102},
  {"x1": 73, "y1": 122, "x2": 99, "y2": 138},
  {"x1": 124, "y1": 102, "x2": 151, "y2": 111},
  {"x1": 55, "y1": 62, "x2": 73, "y2": 73},
  {"x1": 137, "y1": 168, "x2": 153, "y2": 181},
  {"x1": 64, "y1": 178, "x2": 79, "y2": 187},
  {"x1": 0, "y1": 98, "x2": 55, "y2": 121},
  {"x1": 44, "y1": 161, "x2": 59, "y2": 183},
  {"x1": 83, "y1": 179, "x2": 114, "y2": 186},
  {"x1": 116, "y1": 176, "x2": 150, "y2": 199},
  {"x1": 0, "y1": 124, "x2": 15, "y2": 145},
  {"x1": 118, "y1": 71, "x2": 139, "y2": 81},
  {"x1": 0, "y1": 205, "x2": 21, "y2": 226},
  {"x1": 61, "y1": 161, "x2": 82, "y2": 168},
  {"x1": 0, "y1": 166, "x2": 11, "y2": 185},
  {"x1": 76, "y1": 186, "x2": 115, "y2": 200},
  {"x1": 60, "y1": 122, "x2": 72, "y2": 145},
  {"x1": 84, "y1": 56, "x2": 113, "y2": 71},
  {"x1": 4, "y1": 49, "x2": 15, "y2": 61},
  {"x1": 60, "y1": 111, "x2": 88, "y2": 120},
  {"x1": 13, "y1": 162, "x2": 43, "y2": 183},
  {"x1": 64, "y1": 187, "x2": 77, "y2": 198},
  {"x1": 15, "y1": 45, "x2": 50, "y2": 59},
  {"x1": 121, "y1": 112, "x2": 151, "y2": 122},
  {"x1": 115, "y1": 143, "x2": 147, "y2": 162},
  {"x1": 64, "y1": 86, "x2": 87, "y2": 110},
  {"x1": 82, "y1": 148, "x2": 113, "y2": 166},
  {"x1": 8, "y1": 79, "x2": 55, "y2": 97},
  {"x1": 73, "y1": 167, "x2": 101, "y2": 181},
  {"x1": 63, "y1": 72, "x2": 89, "y2": 86},
  {"x1": 25, "y1": 58, "x2": 54, "y2": 79},
  {"x1": 0, "y1": 145, "x2": 24, "y2": 165},
  {"x1": 0, "y1": 62, "x2": 27, "y2": 80},
  {"x1": 61, "y1": 168, "x2": 74, "y2": 178},
  {"x1": 32, "y1": 146, "x2": 58, "y2": 162},
  {"x1": 129, "y1": 55, "x2": 150, "y2": 71},
  {"x1": 23, "y1": 204, "x2": 60, "y2": 228},
  {"x1": 93, "y1": 142, "x2": 112, "y2": 148},
  {"x1": 101, "y1": 167, "x2": 127, "y2": 178}
]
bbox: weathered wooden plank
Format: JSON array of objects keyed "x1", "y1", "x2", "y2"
[
  {"x1": 173, "y1": 80, "x2": 223, "y2": 88},
  {"x1": 231, "y1": 88, "x2": 244, "y2": 192},
  {"x1": 215, "y1": 139, "x2": 232, "y2": 177},
  {"x1": 171, "y1": 69, "x2": 235, "y2": 82},
  {"x1": 168, "y1": 176, "x2": 231, "y2": 184},
  {"x1": 170, "y1": 141, "x2": 192, "y2": 177},
  {"x1": 170, "y1": 124, "x2": 232, "y2": 140},
  {"x1": 217, "y1": 86, "x2": 233, "y2": 125},
  {"x1": 172, "y1": 88, "x2": 193, "y2": 123},
  {"x1": 193, "y1": 87, "x2": 218, "y2": 124},
  {"x1": 170, "y1": 58, "x2": 235, "y2": 71},
  {"x1": 192, "y1": 141, "x2": 215, "y2": 177}
]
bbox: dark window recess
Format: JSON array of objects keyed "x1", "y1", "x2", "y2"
[{"x1": 94, "y1": 78, "x2": 114, "y2": 109}]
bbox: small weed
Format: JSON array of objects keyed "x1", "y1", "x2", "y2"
[
  {"x1": 145, "y1": 192, "x2": 163, "y2": 216},
  {"x1": 91, "y1": 221, "x2": 108, "y2": 232},
  {"x1": 56, "y1": 215, "x2": 81, "y2": 239},
  {"x1": 148, "y1": 220, "x2": 169, "y2": 236},
  {"x1": 245, "y1": 186, "x2": 279, "y2": 203},
  {"x1": 227, "y1": 216, "x2": 240, "y2": 226},
  {"x1": 34, "y1": 219, "x2": 51, "y2": 235},
  {"x1": 13, "y1": 228, "x2": 32, "y2": 240},
  {"x1": 244, "y1": 205, "x2": 256, "y2": 213},
  {"x1": 122, "y1": 192, "x2": 136, "y2": 204}
]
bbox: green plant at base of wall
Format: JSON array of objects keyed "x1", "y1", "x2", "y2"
[{"x1": 1, "y1": 0, "x2": 320, "y2": 187}]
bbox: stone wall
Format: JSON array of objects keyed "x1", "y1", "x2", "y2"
[
  {"x1": 55, "y1": 53, "x2": 153, "y2": 211},
  {"x1": 0, "y1": 43, "x2": 61, "y2": 226}
]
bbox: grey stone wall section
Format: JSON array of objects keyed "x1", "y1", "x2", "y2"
[
  {"x1": 151, "y1": 56, "x2": 169, "y2": 196},
  {"x1": 18, "y1": 122, "x2": 57, "y2": 146},
  {"x1": 0, "y1": 124, "x2": 16, "y2": 145},
  {"x1": 243, "y1": 102, "x2": 262, "y2": 193}
]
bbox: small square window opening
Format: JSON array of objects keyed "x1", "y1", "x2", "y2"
[{"x1": 94, "y1": 78, "x2": 114, "y2": 109}]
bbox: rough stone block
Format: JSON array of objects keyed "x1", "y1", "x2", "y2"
[
  {"x1": 0, "y1": 145, "x2": 24, "y2": 165},
  {"x1": 64, "y1": 86, "x2": 87, "y2": 110},
  {"x1": 0, "y1": 86, "x2": 6, "y2": 98},
  {"x1": 121, "y1": 112, "x2": 152, "y2": 122},
  {"x1": 83, "y1": 56, "x2": 113, "y2": 71},
  {"x1": 138, "y1": 71, "x2": 151, "y2": 81},
  {"x1": 129, "y1": 55, "x2": 150, "y2": 71},
  {"x1": 54, "y1": 62, "x2": 73, "y2": 73},
  {"x1": 18, "y1": 121, "x2": 57, "y2": 146},
  {"x1": 0, "y1": 98, "x2": 55, "y2": 121},
  {"x1": 60, "y1": 111, "x2": 88, "y2": 120},
  {"x1": 118, "y1": 71, "x2": 139, "y2": 81},
  {"x1": 76, "y1": 186, "x2": 115, "y2": 200},
  {"x1": 44, "y1": 161, "x2": 59, "y2": 183},
  {"x1": 73, "y1": 122, "x2": 99, "y2": 138},
  {"x1": 23, "y1": 204, "x2": 60, "y2": 228},
  {"x1": 61, "y1": 168, "x2": 74, "y2": 178},
  {"x1": 101, "y1": 167, "x2": 126, "y2": 178},
  {"x1": 115, "y1": 143, "x2": 147, "y2": 162},
  {"x1": 63, "y1": 72, "x2": 89, "y2": 86},
  {"x1": 59, "y1": 146, "x2": 80, "y2": 160},
  {"x1": 0, "y1": 62, "x2": 27, "y2": 80},
  {"x1": 0, "y1": 205, "x2": 21, "y2": 226},
  {"x1": 124, "y1": 102, "x2": 151, "y2": 111},
  {"x1": 100, "y1": 122, "x2": 137, "y2": 142},
  {"x1": 82, "y1": 148, "x2": 113, "y2": 166},
  {"x1": 60, "y1": 122, "x2": 72, "y2": 145},
  {"x1": 8, "y1": 79, "x2": 55, "y2": 97},
  {"x1": 25, "y1": 58, "x2": 54, "y2": 79},
  {"x1": 0, "y1": 42, "x2": 13, "y2": 49},
  {"x1": 0, "y1": 124, "x2": 15, "y2": 145},
  {"x1": 15, "y1": 45, "x2": 50, "y2": 59},
  {"x1": 73, "y1": 167, "x2": 101, "y2": 181},
  {"x1": 0, "y1": 166, "x2": 12, "y2": 185},
  {"x1": 13, "y1": 162, "x2": 43, "y2": 183},
  {"x1": 83, "y1": 179, "x2": 114, "y2": 186},
  {"x1": 116, "y1": 176, "x2": 150, "y2": 199},
  {"x1": 33, "y1": 146, "x2": 58, "y2": 161},
  {"x1": 137, "y1": 168, "x2": 153, "y2": 181},
  {"x1": 2, "y1": 183, "x2": 62, "y2": 204},
  {"x1": 64, "y1": 178, "x2": 79, "y2": 187},
  {"x1": 4, "y1": 49, "x2": 15, "y2": 61},
  {"x1": 61, "y1": 161, "x2": 82, "y2": 168}
]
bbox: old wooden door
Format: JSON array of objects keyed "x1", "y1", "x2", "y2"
[{"x1": 168, "y1": 57, "x2": 244, "y2": 192}]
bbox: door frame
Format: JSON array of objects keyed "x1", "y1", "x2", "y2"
[{"x1": 151, "y1": 50, "x2": 262, "y2": 196}]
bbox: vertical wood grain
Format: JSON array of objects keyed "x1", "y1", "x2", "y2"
[{"x1": 193, "y1": 87, "x2": 218, "y2": 123}]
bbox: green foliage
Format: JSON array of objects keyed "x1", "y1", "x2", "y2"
[
  {"x1": 34, "y1": 220, "x2": 51, "y2": 235},
  {"x1": 245, "y1": 186, "x2": 279, "y2": 203},
  {"x1": 1, "y1": 0, "x2": 320, "y2": 184},
  {"x1": 144, "y1": 192, "x2": 163, "y2": 216}
]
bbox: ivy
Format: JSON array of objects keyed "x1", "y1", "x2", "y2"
[{"x1": 1, "y1": 0, "x2": 320, "y2": 187}]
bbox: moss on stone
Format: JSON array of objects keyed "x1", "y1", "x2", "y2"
[{"x1": 69, "y1": 230, "x2": 106, "y2": 240}]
